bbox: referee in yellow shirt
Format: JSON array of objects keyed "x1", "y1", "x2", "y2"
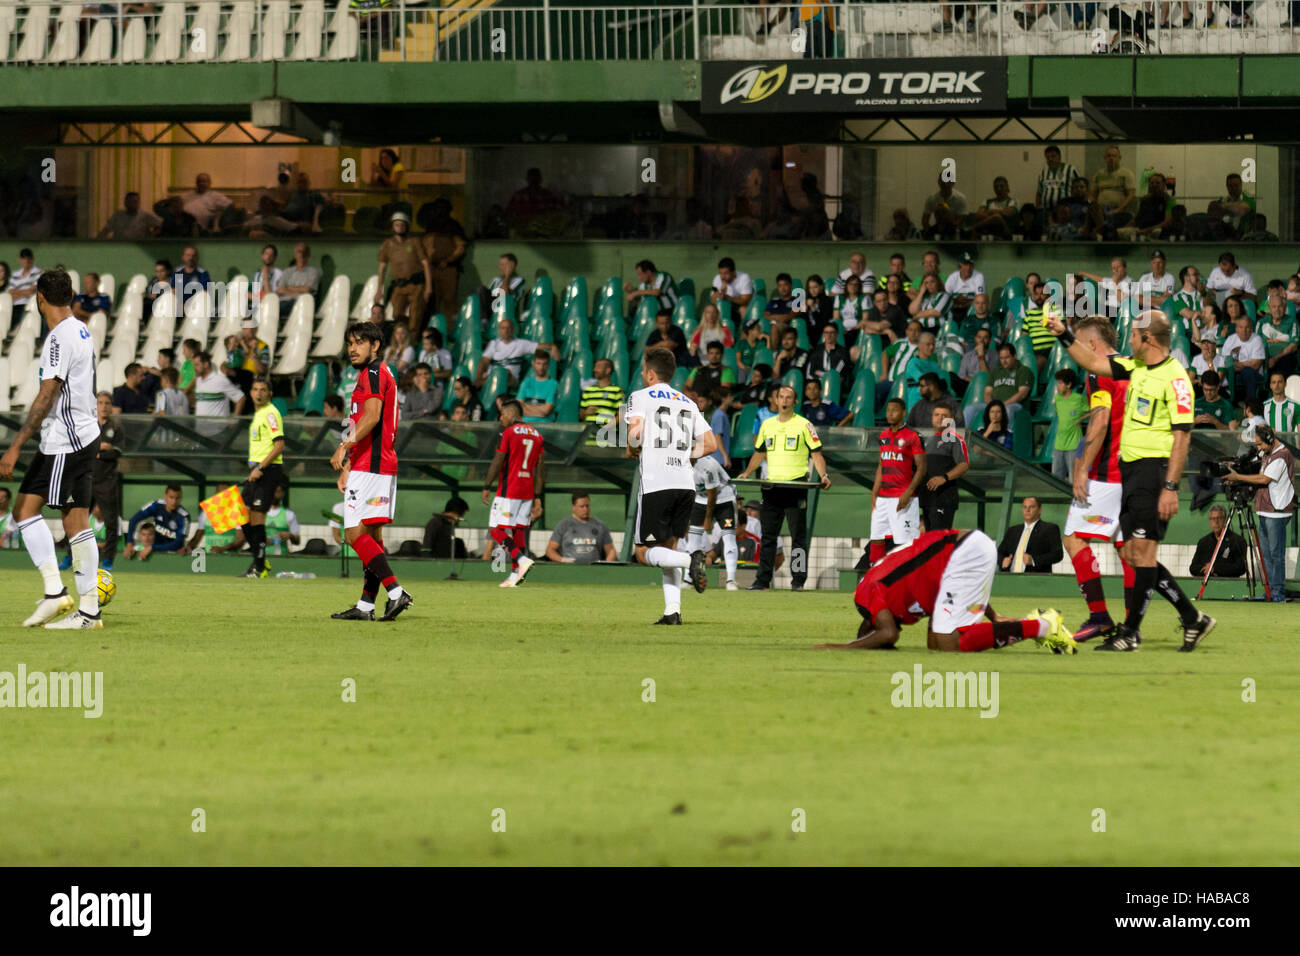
[
  {"x1": 738, "y1": 384, "x2": 831, "y2": 591},
  {"x1": 1049, "y1": 310, "x2": 1215, "y2": 652},
  {"x1": 241, "y1": 378, "x2": 286, "y2": 579}
]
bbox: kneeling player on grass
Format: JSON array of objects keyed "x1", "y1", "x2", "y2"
[
  {"x1": 329, "y1": 321, "x2": 413, "y2": 622},
  {"x1": 816, "y1": 529, "x2": 1077, "y2": 653},
  {"x1": 482, "y1": 399, "x2": 544, "y2": 588},
  {"x1": 626, "y1": 348, "x2": 717, "y2": 625}
]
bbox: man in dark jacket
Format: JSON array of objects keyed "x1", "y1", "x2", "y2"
[
  {"x1": 997, "y1": 497, "x2": 1063, "y2": 573},
  {"x1": 1189, "y1": 505, "x2": 1247, "y2": 578}
]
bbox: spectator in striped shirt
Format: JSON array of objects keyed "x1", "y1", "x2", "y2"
[
  {"x1": 579, "y1": 358, "x2": 624, "y2": 444},
  {"x1": 830, "y1": 252, "x2": 874, "y2": 295},
  {"x1": 1035, "y1": 145, "x2": 1079, "y2": 218},
  {"x1": 1264, "y1": 372, "x2": 1299, "y2": 433},
  {"x1": 7, "y1": 248, "x2": 40, "y2": 322},
  {"x1": 1260, "y1": 294, "x2": 1298, "y2": 380},
  {"x1": 909, "y1": 273, "x2": 951, "y2": 335},
  {"x1": 1171, "y1": 266, "x2": 1203, "y2": 336},
  {"x1": 1021, "y1": 277, "x2": 1059, "y2": 375},
  {"x1": 623, "y1": 259, "x2": 677, "y2": 314}
]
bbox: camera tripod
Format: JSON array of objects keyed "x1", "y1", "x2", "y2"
[{"x1": 1195, "y1": 492, "x2": 1272, "y2": 601}]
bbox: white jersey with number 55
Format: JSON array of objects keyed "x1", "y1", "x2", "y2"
[{"x1": 626, "y1": 384, "x2": 711, "y2": 494}]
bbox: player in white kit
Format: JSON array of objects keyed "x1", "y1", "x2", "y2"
[
  {"x1": 687, "y1": 455, "x2": 739, "y2": 590},
  {"x1": 0, "y1": 269, "x2": 106, "y2": 628},
  {"x1": 625, "y1": 348, "x2": 718, "y2": 624}
]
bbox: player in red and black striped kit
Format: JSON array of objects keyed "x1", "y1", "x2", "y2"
[
  {"x1": 817, "y1": 529, "x2": 1076, "y2": 653},
  {"x1": 329, "y1": 321, "x2": 413, "y2": 622},
  {"x1": 482, "y1": 399, "x2": 545, "y2": 588}
]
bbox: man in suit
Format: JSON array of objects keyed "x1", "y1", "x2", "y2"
[
  {"x1": 1189, "y1": 505, "x2": 1247, "y2": 579},
  {"x1": 997, "y1": 496, "x2": 1063, "y2": 573}
]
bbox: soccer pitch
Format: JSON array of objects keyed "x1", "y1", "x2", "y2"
[{"x1": 1, "y1": 572, "x2": 1296, "y2": 866}]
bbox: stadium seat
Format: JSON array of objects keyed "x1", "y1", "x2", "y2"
[
  {"x1": 288, "y1": 0, "x2": 325, "y2": 60},
  {"x1": 845, "y1": 370, "x2": 876, "y2": 427},
  {"x1": 175, "y1": 291, "x2": 213, "y2": 350},
  {"x1": 524, "y1": 301, "x2": 554, "y2": 343},
  {"x1": 821, "y1": 367, "x2": 842, "y2": 405},
  {"x1": 326, "y1": 0, "x2": 358, "y2": 59},
  {"x1": 86, "y1": 310, "x2": 109, "y2": 355},
  {"x1": 273, "y1": 295, "x2": 314, "y2": 377},
  {"x1": 0, "y1": 357, "x2": 9, "y2": 412},
  {"x1": 669, "y1": 367, "x2": 689, "y2": 391},
  {"x1": 1285, "y1": 374, "x2": 1300, "y2": 404},
  {"x1": 107, "y1": 295, "x2": 142, "y2": 371},
  {"x1": 80, "y1": 15, "x2": 113, "y2": 63},
  {"x1": 260, "y1": 1, "x2": 291, "y2": 60},
  {"x1": 11, "y1": 362, "x2": 37, "y2": 409},
  {"x1": 672, "y1": 296, "x2": 695, "y2": 334},
  {"x1": 856, "y1": 334, "x2": 884, "y2": 379},
  {"x1": 96, "y1": 356, "x2": 118, "y2": 393},
  {"x1": 782, "y1": 368, "x2": 803, "y2": 398},
  {"x1": 11, "y1": 295, "x2": 43, "y2": 341},
  {"x1": 528, "y1": 275, "x2": 554, "y2": 318},
  {"x1": 630, "y1": 296, "x2": 658, "y2": 343},
  {"x1": 1032, "y1": 414, "x2": 1059, "y2": 467},
  {"x1": 45, "y1": 6, "x2": 78, "y2": 63},
  {"x1": 0, "y1": 4, "x2": 17, "y2": 62},
  {"x1": 0, "y1": 293, "x2": 12, "y2": 343},
  {"x1": 350, "y1": 275, "x2": 380, "y2": 320},
  {"x1": 122, "y1": 273, "x2": 147, "y2": 300},
  {"x1": 138, "y1": 290, "x2": 180, "y2": 363},
  {"x1": 479, "y1": 367, "x2": 510, "y2": 413},
  {"x1": 98, "y1": 273, "x2": 116, "y2": 305},
  {"x1": 962, "y1": 371, "x2": 989, "y2": 411},
  {"x1": 730, "y1": 403, "x2": 759, "y2": 460},
  {"x1": 568, "y1": 348, "x2": 593, "y2": 384},
  {"x1": 489, "y1": 293, "x2": 518, "y2": 327},
  {"x1": 608, "y1": 347, "x2": 631, "y2": 393},
  {"x1": 120, "y1": 15, "x2": 147, "y2": 61},
  {"x1": 311, "y1": 279, "x2": 350, "y2": 358},
  {"x1": 289, "y1": 362, "x2": 329, "y2": 415},
  {"x1": 751, "y1": 346, "x2": 774, "y2": 371},
  {"x1": 560, "y1": 277, "x2": 588, "y2": 321},
  {"x1": 150, "y1": 3, "x2": 187, "y2": 62},
  {"x1": 255, "y1": 294, "x2": 281, "y2": 365},
  {"x1": 65, "y1": 269, "x2": 81, "y2": 297},
  {"x1": 676, "y1": 277, "x2": 695, "y2": 300},
  {"x1": 185, "y1": 2, "x2": 221, "y2": 62},
  {"x1": 1010, "y1": 407, "x2": 1033, "y2": 460},
  {"x1": 554, "y1": 366, "x2": 582, "y2": 422},
  {"x1": 794, "y1": 318, "x2": 811, "y2": 351}
]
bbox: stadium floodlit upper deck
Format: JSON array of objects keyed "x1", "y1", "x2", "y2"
[{"x1": 1, "y1": 0, "x2": 1298, "y2": 66}]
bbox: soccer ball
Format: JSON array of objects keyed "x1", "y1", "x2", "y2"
[{"x1": 96, "y1": 569, "x2": 115, "y2": 607}]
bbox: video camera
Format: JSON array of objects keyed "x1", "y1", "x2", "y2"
[{"x1": 1201, "y1": 449, "x2": 1261, "y2": 505}]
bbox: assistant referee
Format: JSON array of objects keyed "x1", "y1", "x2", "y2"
[
  {"x1": 738, "y1": 383, "x2": 831, "y2": 592},
  {"x1": 1049, "y1": 310, "x2": 1214, "y2": 652},
  {"x1": 241, "y1": 377, "x2": 286, "y2": 579}
]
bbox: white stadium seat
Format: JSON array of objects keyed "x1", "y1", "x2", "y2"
[
  {"x1": 260, "y1": 0, "x2": 291, "y2": 60},
  {"x1": 0, "y1": 292, "x2": 12, "y2": 343},
  {"x1": 1286, "y1": 375, "x2": 1300, "y2": 405},
  {"x1": 0, "y1": 3, "x2": 16, "y2": 65},
  {"x1": 11, "y1": 361, "x2": 37, "y2": 410},
  {"x1": 150, "y1": 3, "x2": 187, "y2": 62},
  {"x1": 326, "y1": 0, "x2": 358, "y2": 60},
  {"x1": 0, "y1": 356, "x2": 9, "y2": 412},
  {"x1": 14, "y1": 3, "x2": 49, "y2": 61},
  {"x1": 120, "y1": 16, "x2": 147, "y2": 61},
  {"x1": 187, "y1": 2, "x2": 222, "y2": 62},
  {"x1": 99, "y1": 272, "x2": 116, "y2": 304},
  {"x1": 176, "y1": 290, "x2": 213, "y2": 349},
  {"x1": 87, "y1": 310, "x2": 109, "y2": 355},
  {"x1": 7, "y1": 329, "x2": 37, "y2": 370},
  {"x1": 273, "y1": 294, "x2": 314, "y2": 376},
  {"x1": 123, "y1": 273, "x2": 148, "y2": 299},
  {"x1": 11, "y1": 298, "x2": 43, "y2": 341},
  {"x1": 211, "y1": 336, "x2": 229, "y2": 369},
  {"x1": 219, "y1": 2, "x2": 254, "y2": 61},
  {"x1": 80, "y1": 16, "x2": 113, "y2": 63},
  {"x1": 289, "y1": 0, "x2": 325, "y2": 60},
  {"x1": 255, "y1": 294, "x2": 280, "y2": 365},
  {"x1": 66, "y1": 269, "x2": 80, "y2": 294},
  {"x1": 350, "y1": 275, "x2": 379, "y2": 320},
  {"x1": 46, "y1": 5, "x2": 80, "y2": 63},
  {"x1": 97, "y1": 356, "x2": 119, "y2": 393},
  {"x1": 311, "y1": 276, "x2": 350, "y2": 358}
]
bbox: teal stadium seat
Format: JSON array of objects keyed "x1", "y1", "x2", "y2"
[
  {"x1": 554, "y1": 367, "x2": 582, "y2": 423},
  {"x1": 820, "y1": 367, "x2": 842, "y2": 405},
  {"x1": 845, "y1": 370, "x2": 876, "y2": 427},
  {"x1": 290, "y1": 362, "x2": 328, "y2": 415},
  {"x1": 730, "y1": 404, "x2": 759, "y2": 462},
  {"x1": 480, "y1": 366, "x2": 511, "y2": 413}
]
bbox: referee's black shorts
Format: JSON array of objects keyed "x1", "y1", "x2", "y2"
[
  {"x1": 245, "y1": 463, "x2": 287, "y2": 514},
  {"x1": 1119, "y1": 457, "x2": 1169, "y2": 542}
]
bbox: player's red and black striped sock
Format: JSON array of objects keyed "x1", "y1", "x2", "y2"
[
  {"x1": 489, "y1": 526, "x2": 524, "y2": 565},
  {"x1": 1071, "y1": 546, "x2": 1110, "y2": 621},
  {"x1": 869, "y1": 541, "x2": 888, "y2": 564},
  {"x1": 361, "y1": 567, "x2": 380, "y2": 606},
  {"x1": 353, "y1": 533, "x2": 399, "y2": 591}
]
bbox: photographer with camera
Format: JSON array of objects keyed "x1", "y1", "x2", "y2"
[{"x1": 1225, "y1": 424, "x2": 1295, "y2": 603}]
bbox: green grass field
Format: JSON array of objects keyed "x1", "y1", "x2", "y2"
[{"x1": 1, "y1": 571, "x2": 1296, "y2": 866}]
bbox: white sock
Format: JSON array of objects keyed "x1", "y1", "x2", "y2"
[
  {"x1": 645, "y1": 546, "x2": 691, "y2": 569},
  {"x1": 722, "y1": 530, "x2": 738, "y2": 581},
  {"x1": 356, "y1": 599, "x2": 375, "y2": 613},
  {"x1": 1035, "y1": 618, "x2": 1051, "y2": 637},
  {"x1": 19, "y1": 517, "x2": 63, "y2": 596},
  {"x1": 662, "y1": 568, "x2": 682, "y2": 615},
  {"x1": 386, "y1": 584, "x2": 404, "y2": 601},
  {"x1": 71, "y1": 529, "x2": 99, "y2": 615},
  {"x1": 687, "y1": 525, "x2": 707, "y2": 553}
]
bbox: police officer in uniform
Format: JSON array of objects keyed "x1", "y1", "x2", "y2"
[
  {"x1": 375, "y1": 210, "x2": 432, "y2": 337},
  {"x1": 738, "y1": 383, "x2": 832, "y2": 591}
]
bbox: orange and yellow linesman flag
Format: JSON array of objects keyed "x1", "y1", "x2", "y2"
[{"x1": 200, "y1": 485, "x2": 249, "y2": 535}]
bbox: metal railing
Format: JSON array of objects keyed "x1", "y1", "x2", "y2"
[{"x1": 1, "y1": 1, "x2": 1298, "y2": 67}]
